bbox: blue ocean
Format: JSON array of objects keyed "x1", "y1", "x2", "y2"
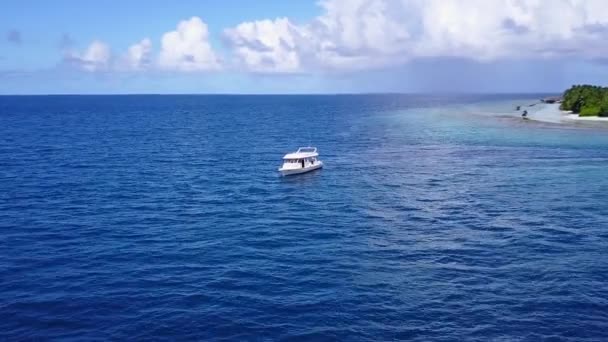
[{"x1": 1, "y1": 94, "x2": 608, "y2": 341}]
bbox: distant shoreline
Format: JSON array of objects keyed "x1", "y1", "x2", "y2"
[
  {"x1": 527, "y1": 102, "x2": 608, "y2": 123},
  {"x1": 565, "y1": 113, "x2": 608, "y2": 121},
  {"x1": 0, "y1": 92, "x2": 560, "y2": 97}
]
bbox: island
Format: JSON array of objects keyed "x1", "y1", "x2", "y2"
[{"x1": 560, "y1": 85, "x2": 608, "y2": 117}]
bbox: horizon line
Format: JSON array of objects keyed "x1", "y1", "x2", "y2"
[{"x1": 0, "y1": 91, "x2": 561, "y2": 96}]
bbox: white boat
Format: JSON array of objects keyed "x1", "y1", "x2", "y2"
[{"x1": 278, "y1": 147, "x2": 324, "y2": 176}]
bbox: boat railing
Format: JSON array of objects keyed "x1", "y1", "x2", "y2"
[{"x1": 296, "y1": 147, "x2": 317, "y2": 153}]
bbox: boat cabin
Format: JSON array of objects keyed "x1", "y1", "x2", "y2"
[{"x1": 283, "y1": 156, "x2": 318, "y2": 168}]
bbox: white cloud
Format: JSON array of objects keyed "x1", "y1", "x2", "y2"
[
  {"x1": 126, "y1": 38, "x2": 152, "y2": 70},
  {"x1": 224, "y1": 18, "x2": 303, "y2": 73},
  {"x1": 309, "y1": 0, "x2": 412, "y2": 69},
  {"x1": 65, "y1": 40, "x2": 112, "y2": 72},
  {"x1": 62, "y1": 1, "x2": 608, "y2": 75},
  {"x1": 224, "y1": 0, "x2": 608, "y2": 73},
  {"x1": 65, "y1": 38, "x2": 152, "y2": 72},
  {"x1": 63, "y1": 17, "x2": 222, "y2": 73},
  {"x1": 158, "y1": 16, "x2": 220, "y2": 71}
]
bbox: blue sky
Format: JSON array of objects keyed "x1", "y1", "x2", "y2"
[{"x1": 2, "y1": 0, "x2": 608, "y2": 94}]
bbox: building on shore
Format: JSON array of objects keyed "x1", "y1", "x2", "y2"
[{"x1": 541, "y1": 96, "x2": 563, "y2": 104}]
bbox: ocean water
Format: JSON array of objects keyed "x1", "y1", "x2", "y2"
[{"x1": 1, "y1": 94, "x2": 608, "y2": 341}]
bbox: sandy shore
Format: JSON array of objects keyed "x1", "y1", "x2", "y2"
[
  {"x1": 564, "y1": 114, "x2": 608, "y2": 121},
  {"x1": 526, "y1": 103, "x2": 564, "y2": 123},
  {"x1": 526, "y1": 103, "x2": 608, "y2": 123}
]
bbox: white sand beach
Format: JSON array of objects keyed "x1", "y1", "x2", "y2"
[
  {"x1": 526, "y1": 103, "x2": 564, "y2": 123},
  {"x1": 527, "y1": 103, "x2": 608, "y2": 123},
  {"x1": 564, "y1": 114, "x2": 608, "y2": 121}
]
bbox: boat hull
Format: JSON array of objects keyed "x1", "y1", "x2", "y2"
[{"x1": 279, "y1": 162, "x2": 323, "y2": 176}]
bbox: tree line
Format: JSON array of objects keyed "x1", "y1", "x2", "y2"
[{"x1": 560, "y1": 85, "x2": 608, "y2": 117}]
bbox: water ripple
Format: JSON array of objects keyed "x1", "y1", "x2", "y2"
[{"x1": 1, "y1": 95, "x2": 608, "y2": 340}]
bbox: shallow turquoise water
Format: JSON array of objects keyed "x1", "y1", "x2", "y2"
[{"x1": 1, "y1": 94, "x2": 607, "y2": 340}]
